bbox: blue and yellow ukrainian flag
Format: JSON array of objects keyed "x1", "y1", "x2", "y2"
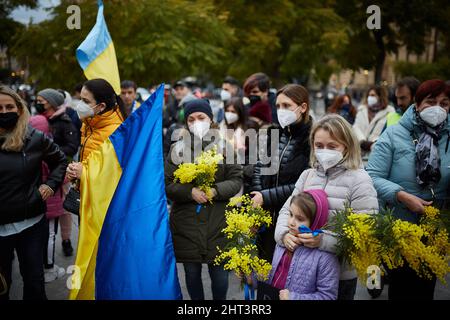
[
  {"x1": 76, "y1": 0, "x2": 121, "y2": 94},
  {"x1": 69, "y1": 85, "x2": 182, "y2": 300}
]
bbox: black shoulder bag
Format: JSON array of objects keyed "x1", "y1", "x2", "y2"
[{"x1": 63, "y1": 180, "x2": 80, "y2": 215}]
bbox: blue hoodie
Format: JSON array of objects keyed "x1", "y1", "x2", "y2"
[{"x1": 367, "y1": 104, "x2": 450, "y2": 223}]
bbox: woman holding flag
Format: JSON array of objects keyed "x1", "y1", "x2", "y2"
[
  {"x1": 66, "y1": 78, "x2": 126, "y2": 179},
  {"x1": 65, "y1": 79, "x2": 126, "y2": 299},
  {"x1": 65, "y1": 0, "x2": 183, "y2": 300},
  {"x1": 165, "y1": 99, "x2": 243, "y2": 300},
  {"x1": 66, "y1": 82, "x2": 183, "y2": 300}
]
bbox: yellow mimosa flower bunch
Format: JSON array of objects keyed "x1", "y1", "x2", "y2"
[
  {"x1": 328, "y1": 205, "x2": 450, "y2": 285},
  {"x1": 391, "y1": 218, "x2": 450, "y2": 282},
  {"x1": 173, "y1": 146, "x2": 223, "y2": 200},
  {"x1": 215, "y1": 244, "x2": 272, "y2": 280},
  {"x1": 331, "y1": 210, "x2": 382, "y2": 282},
  {"x1": 215, "y1": 195, "x2": 272, "y2": 281},
  {"x1": 222, "y1": 195, "x2": 272, "y2": 239}
]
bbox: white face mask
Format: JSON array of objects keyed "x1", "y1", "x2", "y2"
[
  {"x1": 75, "y1": 100, "x2": 95, "y2": 120},
  {"x1": 220, "y1": 90, "x2": 231, "y2": 101},
  {"x1": 367, "y1": 96, "x2": 378, "y2": 107},
  {"x1": 315, "y1": 149, "x2": 343, "y2": 171},
  {"x1": 420, "y1": 106, "x2": 448, "y2": 128},
  {"x1": 277, "y1": 108, "x2": 300, "y2": 129},
  {"x1": 225, "y1": 112, "x2": 238, "y2": 124},
  {"x1": 189, "y1": 120, "x2": 211, "y2": 138}
]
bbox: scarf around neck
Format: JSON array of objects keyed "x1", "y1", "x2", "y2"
[{"x1": 413, "y1": 109, "x2": 447, "y2": 189}]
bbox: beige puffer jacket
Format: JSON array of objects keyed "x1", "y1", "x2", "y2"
[{"x1": 274, "y1": 164, "x2": 379, "y2": 280}]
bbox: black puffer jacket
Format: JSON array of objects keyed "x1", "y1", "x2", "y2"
[
  {"x1": 48, "y1": 113, "x2": 79, "y2": 158},
  {"x1": 0, "y1": 126, "x2": 67, "y2": 225},
  {"x1": 251, "y1": 119, "x2": 312, "y2": 215}
]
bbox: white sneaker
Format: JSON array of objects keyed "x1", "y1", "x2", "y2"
[{"x1": 44, "y1": 265, "x2": 66, "y2": 283}]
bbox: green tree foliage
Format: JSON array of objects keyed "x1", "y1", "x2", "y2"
[
  {"x1": 11, "y1": 0, "x2": 233, "y2": 89},
  {"x1": 395, "y1": 58, "x2": 450, "y2": 82},
  {"x1": 1, "y1": 0, "x2": 37, "y2": 46},
  {"x1": 334, "y1": 0, "x2": 450, "y2": 83},
  {"x1": 0, "y1": 0, "x2": 37, "y2": 72},
  {"x1": 213, "y1": 0, "x2": 348, "y2": 85},
  {"x1": 7, "y1": 0, "x2": 450, "y2": 90}
]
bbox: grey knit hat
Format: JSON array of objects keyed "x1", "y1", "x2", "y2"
[{"x1": 38, "y1": 88, "x2": 65, "y2": 109}]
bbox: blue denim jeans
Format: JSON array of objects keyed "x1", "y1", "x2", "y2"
[{"x1": 183, "y1": 263, "x2": 229, "y2": 300}]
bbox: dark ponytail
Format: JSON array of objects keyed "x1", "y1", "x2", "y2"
[
  {"x1": 115, "y1": 94, "x2": 128, "y2": 120},
  {"x1": 83, "y1": 78, "x2": 128, "y2": 120}
]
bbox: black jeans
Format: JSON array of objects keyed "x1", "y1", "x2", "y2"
[
  {"x1": 388, "y1": 264, "x2": 436, "y2": 300},
  {"x1": 0, "y1": 216, "x2": 48, "y2": 300},
  {"x1": 338, "y1": 278, "x2": 358, "y2": 300},
  {"x1": 44, "y1": 217, "x2": 59, "y2": 269},
  {"x1": 183, "y1": 263, "x2": 229, "y2": 300}
]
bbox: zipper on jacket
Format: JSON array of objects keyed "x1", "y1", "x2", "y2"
[
  {"x1": 323, "y1": 175, "x2": 329, "y2": 190},
  {"x1": 446, "y1": 132, "x2": 450, "y2": 153},
  {"x1": 22, "y1": 151, "x2": 28, "y2": 218},
  {"x1": 276, "y1": 126, "x2": 292, "y2": 187}
]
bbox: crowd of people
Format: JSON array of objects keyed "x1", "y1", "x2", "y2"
[{"x1": 0, "y1": 71, "x2": 449, "y2": 301}]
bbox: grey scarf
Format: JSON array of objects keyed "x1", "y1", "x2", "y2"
[{"x1": 414, "y1": 110, "x2": 448, "y2": 189}]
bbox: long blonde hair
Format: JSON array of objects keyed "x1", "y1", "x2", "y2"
[
  {"x1": 0, "y1": 86, "x2": 30, "y2": 152},
  {"x1": 309, "y1": 114, "x2": 362, "y2": 170}
]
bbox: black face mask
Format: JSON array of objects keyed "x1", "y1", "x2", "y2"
[
  {"x1": 248, "y1": 95, "x2": 261, "y2": 106},
  {"x1": 35, "y1": 103, "x2": 46, "y2": 114},
  {"x1": 0, "y1": 112, "x2": 19, "y2": 129}
]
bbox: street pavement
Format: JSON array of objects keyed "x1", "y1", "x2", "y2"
[{"x1": 9, "y1": 216, "x2": 449, "y2": 300}]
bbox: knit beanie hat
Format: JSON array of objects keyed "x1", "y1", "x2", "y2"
[
  {"x1": 38, "y1": 89, "x2": 65, "y2": 109},
  {"x1": 183, "y1": 99, "x2": 213, "y2": 122},
  {"x1": 304, "y1": 189, "x2": 329, "y2": 230},
  {"x1": 249, "y1": 100, "x2": 272, "y2": 123}
]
